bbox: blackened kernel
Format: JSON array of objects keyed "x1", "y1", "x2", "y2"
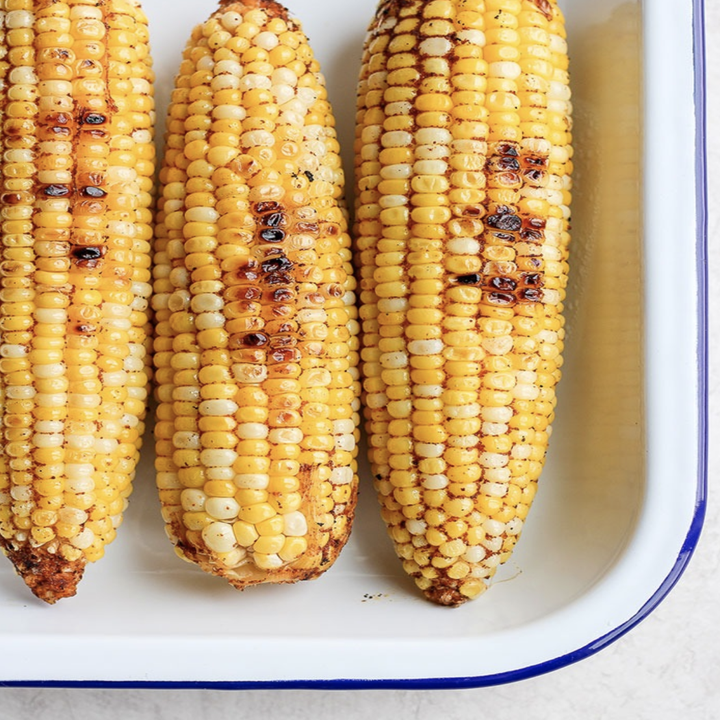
[
  {"x1": 490, "y1": 231, "x2": 516, "y2": 243},
  {"x1": 524, "y1": 169, "x2": 545, "y2": 182},
  {"x1": 260, "y1": 228, "x2": 286, "y2": 243},
  {"x1": 497, "y1": 143, "x2": 519, "y2": 156},
  {"x1": 486, "y1": 213, "x2": 522, "y2": 232},
  {"x1": 82, "y1": 186, "x2": 106, "y2": 198},
  {"x1": 71, "y1": 246, "x2": 103, "y2": 261},
  {"x1": 243, "y1": 333, "x2": 269, "y2": 347},
  {"x1": 522, "y1": 273, "x2": 543, "y2": 287},
  {"x1": 519, "y1": 288, "x2": 543, "y2": 302},
  {"x1": 487, "y1": 291, "x2": 516, "y2": 306},
  {"x1": 456, "y1": 273, "x2": 482, "y2": 286},
  {"x1": 255, "y1": 201, "x2": 280, "y2": 213},
  {"x1": 264, "y1": 212, "x2": 285, "y2": 228},
  {"x1": 266, "y1": 271, "x2": 293, "y2": 285},
  {"x1": 527, "y1": 217, "x2": 546, "y2": 229},
  {"x1": 520, "y1": 229, "x2": 543, "y2": 243},
  {"x1": 261, "y1": 256, "x2": 293, "y2": 273},
  {"x1": 489, "y1": 276, "x2": 517, "y2": 292},
  {"x1": 327, "y1": 284, "x2": 344, "y2": 298},
  {"x1": 43, "y1": 184, "x2": 70, "y2": 197},
  {"x1": 303, "y1": 170, "x2": 314, "y2": 182},
  {"x1": 496, "y1": 157, "x2": 520, "y2": 171},
  {"x1": 524, "y1": 155, "x2": 549, "y2": 167},
  {"x1": 82, "y1": 112, "x2": 106, "y2": 125}
]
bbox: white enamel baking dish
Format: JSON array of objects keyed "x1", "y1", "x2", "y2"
[{"x1": 0, "y1": 0, "x2": 707, "y2": 688}]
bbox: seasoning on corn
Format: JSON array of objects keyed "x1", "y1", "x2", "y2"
[
  {"x1": 0, "y1": 0, "x2": 155, "y2": 603},
  {"x1": 354, "y1": 0, "x2": 573, "y2": 606},
  {"x1": 152, "y1": 0, "x2": 360, "y2": 589}
]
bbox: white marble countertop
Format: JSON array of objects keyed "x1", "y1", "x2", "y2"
[{"x1": 2, "y1": 1, "x2": 718, "y2": 717}]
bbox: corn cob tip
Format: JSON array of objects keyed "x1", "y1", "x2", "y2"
[
  {"x1": 421, "y1": 579, "x2": 486, "y2": 608},
  {"x1": 3, "y1": 545, "x2": 85, "y2": 605},
  {"x1": 217, "y1": 0, "x2": 290, "y2": 19}
]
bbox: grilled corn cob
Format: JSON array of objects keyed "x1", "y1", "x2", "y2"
[
  {"x1": 355, "y1": 0, "x2": 572, "y2": 606},
  {"x1": 0, "y1": 0, "x2": 155, "y2": 602},
  {"x1": 152, "y1": 0, "x2": 360, "y2": 589}
]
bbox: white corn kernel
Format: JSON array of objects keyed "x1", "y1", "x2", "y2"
[
  {"x1": 199, "y1": 399, "x2": 239, "y2": 416},
  {"x1": 444, "y1": 403, "x2": 480, "y2": 419},
  {"x1": 236, "y1": 423, "x2": 269, "y2": 440},
  {"x1": 206, "y1": 467, "x2": 235, "y2": 481},
  {"x1": 419, "y1": 37, "x2": 452, "y2": 56},
  {"x1": 421, "y1": 474, "x2": 448, "y2": 490},
  {"x1": 254, "y1": 31, "x2": 279, "y2": 50},
  {"x1": 5, "y1": 10, "x2": 34, "y2": 28},
  {"x1": 406, "y1": 519, "x2": 427, "y2": 535},
  {"x1": 463, "y1": 546, "x2": 487, "y2": 563},
  {"x1": 173, "y1": 431, "x2": 201, "y2": 449},
  {"x1": 70, "y1": 529, "x2": 95, "y2": 550},
  {"x1": 202, "y1": 522, "x2": 237, "y2": 554},
  {"x1": 283, "y1": 511, "x2": 308, "y2": 537},
  {"x1": 181, "y1": 489, "x2": 207, "y2": 512},
  {"x1": 232, "y1": 364, "x2": 268, "y2": 384},
  {"x1": 233, "y1": 474, "x2": 269, "y2": 490},
  {"x1": 200, "y1": 449, "x2": 237, "y2": 467},
  {"x1": 380, "y1": 352, "x2": 408, "y2": 369},
  {"x1": 479, "y1": 452, "x2": 508, "y2": 469},
  {"x1": 415, "y1": 443, "x2": 444, "y2": 458},
  {"x1": 205, "y1": 497, "x2": 240, "y2": 521},
  {"x1": 330, "y1": 466, "x2": 353, "y2": 485},
  {"x1": 336, "y1": 434, "x2": 356, "y2": 452},
  {"x1": 483, "y1": 519, "x2": 506, "y2": 537}
]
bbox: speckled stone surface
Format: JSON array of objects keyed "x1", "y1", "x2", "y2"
[{"x1": 1, "y1": 1, "x2": 718, "y2": 717}]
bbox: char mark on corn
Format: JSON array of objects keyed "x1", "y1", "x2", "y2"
[{"x1": 354, "y1": 0, "x2": 572, "y2": 606}]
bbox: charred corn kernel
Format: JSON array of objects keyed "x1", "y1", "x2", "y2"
[
  {"x1": 0, "y1": 0, "x2": 155, "y2": 604},
  {"x1": 355, "y1": 0, "x2": 572, "y2": 606},
  {"x1": 154, "y1": 0, "x2": 359, "y2": 590}
]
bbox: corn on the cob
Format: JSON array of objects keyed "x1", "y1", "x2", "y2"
[
  {"x1": 355, "y1": 0, "x2": 572, "y2": 606},
  {"x1": 152, "y1": 0, "x2": 360, "y2": 589},
  {"x1": 0, "y1": 0, "x2": 155, "y2": 603}
]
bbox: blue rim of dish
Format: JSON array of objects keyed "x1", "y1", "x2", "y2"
[{"x1": 2, "y1": 0, "x2": 709, "y2": 691}]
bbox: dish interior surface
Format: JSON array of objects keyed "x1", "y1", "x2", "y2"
[{"x1": 0, "y1": 0, "x2": 703, "y2": 685}]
